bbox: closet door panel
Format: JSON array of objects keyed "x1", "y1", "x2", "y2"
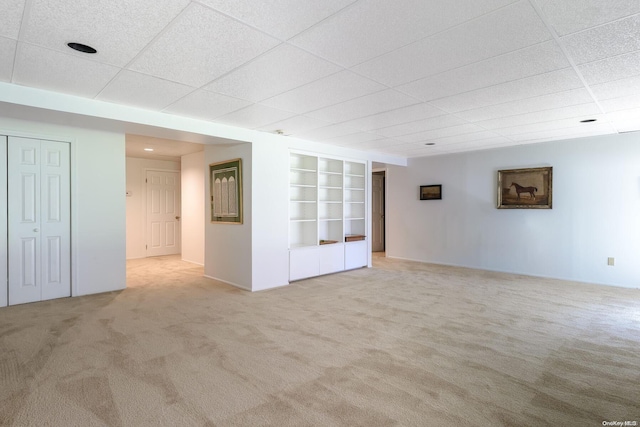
[
  {"x1": 8, "y1": 138, "x2": 42, "y2": 305},
  {"x1": 40, "y1": 141, "x2": 70, "y2": 301}
]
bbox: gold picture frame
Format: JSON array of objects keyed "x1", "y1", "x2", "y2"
[
  {"x1": 210, "y1": 158, "x2": 243, "y2": 223},
  {"x1": 497, "y1": 166, "x2": 552, "y2": 209}
]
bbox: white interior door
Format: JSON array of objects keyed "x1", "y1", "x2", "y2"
[
  {"x1": 146, "y1": 170, "x2": 181, "y2": 257},
  {"x1": 8, "y1": 137, "x2": 71, "y2": 305},
  {"x1": 372, "y1": 172, "x2": 385, "y2": 252}
]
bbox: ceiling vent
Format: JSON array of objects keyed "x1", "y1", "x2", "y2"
[{"x1": 67, "y1": 42, "x2": 97, "y2": 54}]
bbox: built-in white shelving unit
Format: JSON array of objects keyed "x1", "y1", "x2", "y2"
[
  {"x1": 289, "y1": 154, "x2": 317, "y2": 248},
  {"x1": 344, "y1": 161, "x2": 366, "y2": 239},
  {"x1": 289, "y1": 153, "x2": 368, "y2": 281}
]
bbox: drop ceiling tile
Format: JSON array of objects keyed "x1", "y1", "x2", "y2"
[
  {"x1": 203, "y1": 44, "x2": 341, "y2": 103},
  {"x1": 352, "y1": 138, "x2": 404, "y2": 150},
  {"x1": 376, "y1": 114, "x2": 467, "y2": 138},
  {"x1": 130, "y1": 3, "x2": 280, "y2": 87},
  {"x1": 126, "y1": 134, "x2": 203, "y2": 160},
  {"x1": 497, "y1": 115, "x2": 610, "y2": 137},
  {"x1": 13, "y1": 43, "x2": 120, "y2": 97},
  {"x1": 377, "y1": 143, "x2": 420, "y2": 154},
  {"x1": 293, "y1": 123, "x2": 361, "y2": 141},
  {"x1": 578, "y1": 51, "x2": 640, "y2": 85},
  {"x1": 396, "y1": 124, "x2": 484, "y2": 143},
  {"x1": 508, "y1": 123, "x2": 615, "y2": 142},
  {"x1": 590, "y1": 74, "x2": 640, "y2": 100},
  {"x1": 455, "y1": 88, "x2": 594, "y2": 122},
  {"x1": 163, "y1": 90, "x2": 251, "y2": 121},
  {"x1": 321, "y1": 140, "x2": 359, "y2": 150},
  {"x1": 198, "y1": 0, "x2": 356, "y2": 40},
  {"x1": 398, "y1": 41, "x2": 570, "y2": 102},
  {"x1": 257, "y1": 115, "x2": 329, "y2": 135},
  {"x1": 611, "y1": 118, "x2": 640, "y2": 133},
  {"x1": 97, "y1": 71, "x2": 194, "y2": 110},
  {"x1": 561, "y1": 14, "x2": 640, "y2": 65},
  {"x1": 434, "y1": 138, "x2": 513, "y2": 153},
  {"x1": 0, "y1": 38, "x2": 17, "y2": 82},
  {"x1": 1, "y1": 0, "x2": 25, "y2": 39},
  {"x1": 215, "y1": 104, "x2": 296, "y2": 129},
  {"x1": 431, "y1": 68, "x2": 584, "y2": 113},
  {"x1": 477, "y1": 103, "x2": 601, "y2": 130},
  {"x1": 599, "y1": 95, "x2": 640, "y2": 113},
  {"x1": 291, "y1": 0, "x2": 518, "y2": 67},
  {"x1": 353, "y1": 1, "x2": 551, "y2": 86},
  {"x1": 390, "y1": 144, "x2": 444, "y2": 158},
  {"x1": 606, "y1": 107, "x2": 640, "y2": 123},
  {"x1": 261, "y1": 70, "x2": 385, "y2": 113},
  {"x1": 402, "y1": 147, "x2": 442, "y2": 158},
  {"x1": 306, "y1": 89, "x2": 420, "y2": 123},
  {"x1": 531, "y1": 0, "x2": 640, "y2": 36},
  {"x1": 21, "y1": 0, "x2": 190, "y2": 67},
  {"x1": 321, "y1": 132, "x2": 383, "y2": 145},
  {"x1": 426, "y1": 131, "x2": 509, "y2": 146},
  {"x1": 339, "y1": 103, "x2": 446, "y2": 131}
]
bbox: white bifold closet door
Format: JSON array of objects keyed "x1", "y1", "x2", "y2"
[{"x1": 8, "y1": 136, "x2": 71, "y2": 305}]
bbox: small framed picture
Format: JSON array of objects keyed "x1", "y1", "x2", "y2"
[{"x1": 420, "y1": 184, "x2": 442, "y2": 200}]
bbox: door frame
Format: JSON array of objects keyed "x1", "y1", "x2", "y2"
[{"x1": 372, "y1": 167, "x2": 387, "y2": 255}]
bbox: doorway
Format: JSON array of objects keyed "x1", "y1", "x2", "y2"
[{"x1": 372, "y1": 171, "x2": 385, "y2": 252}]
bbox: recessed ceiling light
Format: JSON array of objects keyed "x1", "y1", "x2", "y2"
[
  {"x1": 67, "y1": 42, "x2": 97, "y2": 54},
  {"x1": 144, "y1": 148, "x2": 154, "y2": 152},
  {"x1": 580, "y1": 119, "x2": 597, "y2": 123},
  {"x1": 425, "y1": 142, "x2": 436, "y2": 146}
]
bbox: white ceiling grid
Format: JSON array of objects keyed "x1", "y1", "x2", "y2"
[{"x1": 1, "y1": 0, "x2": 639, "y2": 158}]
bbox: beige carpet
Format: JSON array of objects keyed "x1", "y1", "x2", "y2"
[{"x1": 1, "y1": 255, "x2": 639, "y2": 426}]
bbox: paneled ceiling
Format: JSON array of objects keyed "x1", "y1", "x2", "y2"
[
  {"x1": 125, "y1": 134, "x2": 204, "y2": 161},
  {"x1": 2, "y1": 0, "x2": 639, "y2": 158}
]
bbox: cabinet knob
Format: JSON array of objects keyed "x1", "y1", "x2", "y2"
[{"x1": 33, "y1": 228, "x2": 39, "y2": 232}]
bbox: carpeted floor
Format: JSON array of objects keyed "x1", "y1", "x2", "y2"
[{"x1": 1, "y1": 255, "x2": 639, "y2": 426}]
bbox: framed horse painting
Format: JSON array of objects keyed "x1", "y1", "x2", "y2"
[{"x1": 497, "y1": 166, "x2": 552, "y2": 209}]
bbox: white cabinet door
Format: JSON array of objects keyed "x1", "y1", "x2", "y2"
[
  {"x1": 290, "y1": 247, "x2": 320, "y2": 281},
  {"x1": 345, "y1": 240, "x2": 367, "y2": 270},
  {"x1": 146, "y1": 170, "x2": 181, "y2": 257},
  {"x1": 8, "y1": 137, "x2": 71, "y2": 305},
  {"x1": 319, "y1": 243, "x2": 344, "y2": 275}
]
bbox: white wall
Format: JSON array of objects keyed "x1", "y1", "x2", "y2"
[
  {"x1": 204, "y1": 143, "x2": 252, "y2": 290},
  {"x1": 181, "y1": 151, "x2": 205, "y2": 265},
  {"x1": 0, "y1": 116, "x2": 127, "y2": 298},
  {"x1": 386, "y1": 133, "x2": 640, "y2": 288},
  {"x1": 125, "y1": 157, "x2": 180, "y2": 259},
  {"x1": 250, "y1": 137, "x2": 290, "y2": 291}
]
